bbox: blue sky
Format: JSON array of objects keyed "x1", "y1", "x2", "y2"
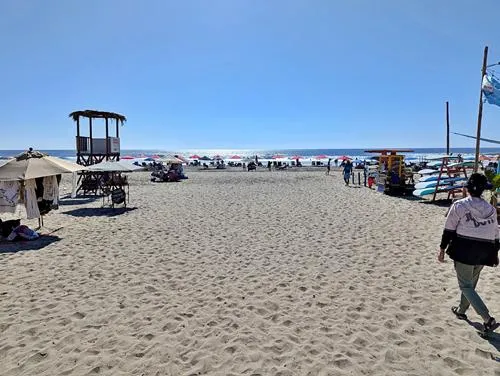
[{"x1": 1, "y1": 0, "x2": 500, "y2": 150}]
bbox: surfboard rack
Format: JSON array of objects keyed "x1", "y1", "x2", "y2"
[{"x1": 430, "y1": 157, "x2": 468, "y2": 202}]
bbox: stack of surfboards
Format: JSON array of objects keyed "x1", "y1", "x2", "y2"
[{"x1": 413, "y1": 169, "x2": 466, "y2": 197}]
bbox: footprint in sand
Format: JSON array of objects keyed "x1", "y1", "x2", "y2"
[
  {"x1": 72, "y1": 312, "x2": 85, "y2": 320},
  {"x1": 414, "y1": 317, "x2": 427, "y2": 326}
]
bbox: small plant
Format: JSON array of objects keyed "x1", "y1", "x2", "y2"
[
  {"x1": 492, "y1": 174, "x2": 500, "y2": 190},
  {"x1": 484, "y1": 170, "x2": 500, "y2": 189}
]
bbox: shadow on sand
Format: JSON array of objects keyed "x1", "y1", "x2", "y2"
[
  {"x1": 62, "y1": 207, "x2": 137, "y2": 218},
  {"x1": 59, "y1": 196, "x2": 101, "y2": 206},
  {"x1": 0, "y1": 234, "x2": 61, "y2": 254},
  {"x1": 420, "y1": 198, "x2": 453, "y2": 208},
  {"x1": 466, "y1": 319, "x2": 500, "y2": 355}
]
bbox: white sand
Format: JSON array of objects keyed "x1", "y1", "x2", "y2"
[{"x1": 1, "y1": 169, "x2": 499, "y2": 375}]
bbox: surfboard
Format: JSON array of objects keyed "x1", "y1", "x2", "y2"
[
  {"x1": 418, "y1": 169, "x2": 439, "y2": 175},
  {"x1": 448, "y1": 161, "x2": 475, "y2": 168},
  {"x1": 413, "y1": 185, "x2": 462, "y2": 197},
  {"x1": 426, "y1": 161, "x2": 443, "y2": 168},
  {"x1": 418, "y1": 174, "x2": 467, "y2": 182},
  {"x1": 415, "y1": 178, "x2": 466, "y2": 190},
  {"x1": 419, "y1": 175, "x2": 445, "y2": 182}
]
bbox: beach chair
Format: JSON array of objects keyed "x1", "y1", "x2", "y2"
[{"x1": 110, "y1": 188, "x2": 126, "y2": 208}]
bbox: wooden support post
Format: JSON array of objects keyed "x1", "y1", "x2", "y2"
[
  {"x1": 474, "y1": 46, "x2": 489, "y2": 172},
  {"x1": 105, "y1": 117, "x2": 109, "y2": 160},
  {"x1": 446, "y1": 101, "x2": 450, "y2": 155},
  {"x1": 76, "y1": 116, "x2": 80, "y2": 163},
  {"x1": 116, "y1": 118, "x2": 120, "y2": 161},
  {"x1": 89, "y1": 117, "x2": 93, "y2": 163}
]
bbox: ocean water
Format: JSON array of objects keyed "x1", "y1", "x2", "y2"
[{"x1": 1, "y1": 147, "x2": 499, "y2": 161}]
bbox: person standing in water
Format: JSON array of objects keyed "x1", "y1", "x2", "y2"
[
  {"x1": 342, "y1": 160, "x2": 353, "y2": 185},
  {"x1": 438, "y1": 173, "x2": 498, "y2": 333}
]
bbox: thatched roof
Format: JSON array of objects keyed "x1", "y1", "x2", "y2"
[{"x1": 69, "y1": 110, "x2": 126, "y2": 124}]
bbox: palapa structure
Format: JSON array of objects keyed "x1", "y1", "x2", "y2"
[
  {"x1": 70, "y1": 110, "x2": 127, "y2": 195},
  {"x1": 70, "y1": 110, "x2": 126, "y2": 166}
]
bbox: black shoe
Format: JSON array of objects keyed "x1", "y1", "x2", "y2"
[
  {"x1": 484, "y1": 317, "x2": 497, "y2": 332},
  {"x1": 451, "y1": 306, "x2": 467, "y2": 320}
]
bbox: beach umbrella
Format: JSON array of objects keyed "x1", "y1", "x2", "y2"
[
  {"x1": 229, "y1": 155, "x2": 242, "y2": 159},
  {"x1": 86, "y1": 160, "x2": 143, "y2": 172},
  {"x1": 121, "y1": 155, "x2": 135, "y2": 160},
  {"x1": 0, "y1": 150, "x2": 86, "y2": 181},
  {"x1": 200, "y1": 156, "x2": 211, "y2": 161},
  {"x1": 479, "y1": 155, "x2": 495, "y2": 161},
  {"x1": 144, "y1": 157, "x2": 155, "y2": 162},
  {"x1": 290, "y1": 155, "x2": 303, "y2": 160},
  {"x1": 213, "y1": 155, "x2": 224, "y2": 160},
  {"x1": 189, "y1": 154, "x2": 201, "y2": 159},
  {"x1": 315, "y1": 154, "x2": 329, "y2": 159},
  {"x1": 158, "y1": 156, "x2": 184, "y2": 164},
  {"x1": 339, "y1": 155, "x2": 351, "y2": 161},
  {"x1": 174, "y1": 155, "x2": 188, "y2": 163}
]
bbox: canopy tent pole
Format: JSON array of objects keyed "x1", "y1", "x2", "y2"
[{"x1": 474, "y1": 46, "x2": 488, "y2": 172}]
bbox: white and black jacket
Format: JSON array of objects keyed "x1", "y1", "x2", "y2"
[{"x1": 440, "y1": 196, "x2": 499, "y2": 267}]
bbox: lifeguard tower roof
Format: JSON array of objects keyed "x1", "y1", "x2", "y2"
[
  {"x1": 69, "y1": 110, "x2": 126, "y2": 123},
  {"x1": 364, "y1": 149, "x2": 414, "y2": 154}
]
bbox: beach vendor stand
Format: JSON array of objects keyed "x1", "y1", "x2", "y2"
[
  {"x1": 0, "y1": 149, "x2": 86, "y2": 228},
  {"x1": 364, "y1": 149, "x2": 415, "y2": 196}
]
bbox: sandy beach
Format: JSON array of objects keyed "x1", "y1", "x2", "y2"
[{"x1": 1, "y1": 168, "x2": 499, "y2": 376}]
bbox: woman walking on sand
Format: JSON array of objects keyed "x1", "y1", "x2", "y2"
[
  {"x1": 342, "y1": 160, "x2": 353, "y2": 185},
  {"x1": 438, "y1": 173, "x2": 499, "y2": 334},
  {"x1": 326, "y1": 158, "x2": 331, "y2": 175}
]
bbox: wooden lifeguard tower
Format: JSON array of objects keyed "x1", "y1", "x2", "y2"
[
  {"x1": 70, "y1": 110, "x2": 126, "y2": 166},
  {"x1": 70, "y1": 110, "x2": 126, "y2": 194}
]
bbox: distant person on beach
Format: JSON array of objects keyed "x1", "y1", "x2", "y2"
[
  {"x1": 334, "y1": 158, "x2": 338, "y2": 167},
  {"x1": 326, "y1": 158, "x2": 331, "y2": 175},
  {"x1": 342, "y1": 160, "x2": 353, "y2": 185},
  {"x1": 267, "y1": 161, "x2": 272, "y2": 171},
  {"x1": 438, "y1": 173, "x2": 498, "y2": 333}
]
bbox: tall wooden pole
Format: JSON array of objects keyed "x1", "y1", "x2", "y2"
[
  {"x1": 446, "y1": 101, "x2": 450, "y2": 155},
  {"x1": 474, "y1": 46, "x2": 488, "y2": 172}
]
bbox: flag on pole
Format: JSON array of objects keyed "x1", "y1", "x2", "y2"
[{"x1": 482, "y1": 74, "x2": 500, "y2": 106}]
